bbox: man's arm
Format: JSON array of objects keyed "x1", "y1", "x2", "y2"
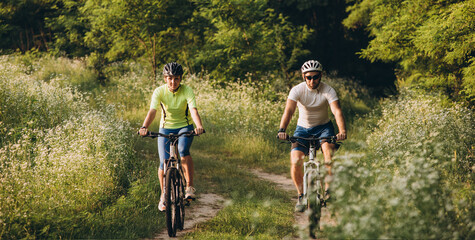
[
  {"x1": 329, "y1": 100, "x2": 347, "y2": 140},
  {"x1": 190, "y1": 108, "x2": 204, "y2": 135},
  {"x1": 139, "y1": 109, "x2": 157, "y2": 136},
  {"x1": 278, "y1": 99, "x2": 297, "y2": 139}
]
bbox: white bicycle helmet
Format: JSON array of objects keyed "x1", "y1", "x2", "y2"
[{"x1": 301, "y1": 60, "x2": 323, "y2": 73}]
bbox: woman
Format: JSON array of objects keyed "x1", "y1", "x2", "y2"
[{"x1": 139, "y1": 62, "x2": 204, "y2": 211}]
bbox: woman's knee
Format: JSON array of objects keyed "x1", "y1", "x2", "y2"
[{"x1": 181, "y1": 155, "x2": 192, "y2": 164}]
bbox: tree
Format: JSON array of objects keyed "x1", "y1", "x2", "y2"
[
  {"x1": 46, "y1": 0, "x2": 89, "y2": 57},
  {"x1": 344, "y1": 0, "x2": 475, "y2": 102},
  {"x1": 189, "y1": 0, "x2": 312, "y2": 86},
  {"x1": 269, "y1": 0, "x2": 397, "y2": 94},
  {"x1": 0, "y1": 0, "x2": 59, "y2": 52},
  {"x1": 78, "y1": 0, "x2": 194, "y2": 82}
]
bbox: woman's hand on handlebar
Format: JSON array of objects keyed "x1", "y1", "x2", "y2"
[{"x1": 194, "y1": 127, "x2": 205, "y2": 135}]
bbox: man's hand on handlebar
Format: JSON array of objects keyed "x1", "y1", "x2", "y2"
[
  {"x1": 336, "y1": 132, "x2": 347, "y2": 141},
  {"x1": 139, "y1": 127, "x2": 148, "y2": 136},
  {"x1": 277, "y1": 128, "x2": 288, "y2": 140}
]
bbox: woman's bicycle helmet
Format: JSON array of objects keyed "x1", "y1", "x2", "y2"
[
  {"x1": 163, "y1": 62, "x2": 184, "y2": 76},
  {"x1": 301, "y1": 60, "x2": 323, "y2": 73}
]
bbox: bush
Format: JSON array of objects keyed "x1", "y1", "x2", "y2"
[{"x1": 329, "y1": 89, "x2": 475, "y2": 239}]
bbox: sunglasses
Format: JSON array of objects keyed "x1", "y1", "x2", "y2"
[{"x1": 305, "y1": 74, "x2": 321, "y2": 80}]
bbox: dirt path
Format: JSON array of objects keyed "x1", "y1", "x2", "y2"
[
  {"x1": 249, "y1": 169, "x2": 336, "y2": 239},
  {"x1": 150, "y1": 193, "x2": 225, "y2": 239}
]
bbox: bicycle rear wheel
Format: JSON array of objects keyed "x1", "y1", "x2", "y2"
[
  {"x1": 307, "y1": 175, "x2": 322, "y2": 238},
  {"x1": 165, "y1": 168, "x2": 179, "y2": 237}
]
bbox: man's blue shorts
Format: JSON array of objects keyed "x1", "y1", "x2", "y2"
[
  {"x1": 157, "y1": 124, "x2": 194, "y2": 170},
  {"x1": 291, "y1": 121, "x2": 335, "y2": 155}
]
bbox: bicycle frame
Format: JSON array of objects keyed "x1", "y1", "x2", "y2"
[
  {"x1": 302, "y1": 142, "x2": 322, "y2": 207},
  {"x1": 164, "y1": 137, "x2": 184, "y2": 179},
  {"x1": 140, "y1": 130, "x2": 200, "y2": 237},
  {"x1": 284, "y1": 135, "x2": 338, "y2": 238}
]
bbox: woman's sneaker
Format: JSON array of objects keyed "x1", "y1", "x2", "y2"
[
  {"x1": 185, "y1": 186, "x2": 196, "y2": 200},
  {"x1": 158, "y1": 194, "x2": 166, "y2": 212}
]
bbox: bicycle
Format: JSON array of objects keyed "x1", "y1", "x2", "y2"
[
  {"x1": 140, "y1": 130, "x2": 202, "y2": 237},
  {"x1": 280, "y1": 135, "x2": 340, "y2": 239}
]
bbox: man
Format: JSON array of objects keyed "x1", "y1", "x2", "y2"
[
  {"x1": 139, "y1": 62, "x2": 204, "y2": 211},
  {"x1": 277, "y1": 60, "x2": 347, "y2": 212}
]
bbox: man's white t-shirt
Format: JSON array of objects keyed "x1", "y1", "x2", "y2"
[{"x1": 288, "y1": 82, "x2": 339, "y2": 128}]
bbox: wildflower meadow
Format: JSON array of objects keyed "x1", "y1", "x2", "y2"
[{"x1": 1, "y1": 55, "x2": 473, "y2": 238}]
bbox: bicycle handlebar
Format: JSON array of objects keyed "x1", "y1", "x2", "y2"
[
  {"x1": 288, "y1": 135, "x2": 337, "y2": 142},
  {"x1": 138, "y1": 130, "x2": 205, "y2": 139},
  {"x1": 277, "y1": 134, "x2": 338, "y2": 144}
]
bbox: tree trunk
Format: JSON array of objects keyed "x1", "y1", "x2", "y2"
[{"x1": 152, "y1": 33, "x2": 157, "y2": 86}]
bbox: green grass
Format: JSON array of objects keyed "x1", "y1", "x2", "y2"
[
  {"x1": 3, "y1": 54, "x2": 473, "y2": 239},
  {"x1": 186, "y1": 149, "x2": 296, "y2": 239}
]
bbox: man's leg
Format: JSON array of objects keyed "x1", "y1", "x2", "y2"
[
  {"x1": 291, "y1": 150, "x2": 306, "y2": 212},
  {"x1": 291, "y1": 150, "x2": 306, "y2": 194},
  {"x1": 321, "y1": 142, "x2": 336, "y2": 192}
]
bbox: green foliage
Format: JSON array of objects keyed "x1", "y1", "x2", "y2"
[
  {"x1": 80, "y1": 0, "x2": 195, "y2": 80},
  {"x1": 344, "y1": 0, "x2": 475, "y2": 102},
  {"x1": 328, "y1": 89, "x2": 475, "y2": 238},
  {"x1": 191, "y1": 0, "x2": 312, "y2": 84},
  {"x1": 45, "y1": 0, "x2": 89, "y2": 57}
]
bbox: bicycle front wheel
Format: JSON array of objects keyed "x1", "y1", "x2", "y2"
[
  {"x1": 307, "y1": 174, "x2": 322, "y2": 238},
  {"x1": 165, "y1": 168, "x2": 179, "y2": 237},
  {"x1": 177, "y1": 172, "x2": 186, "y2": 230}
]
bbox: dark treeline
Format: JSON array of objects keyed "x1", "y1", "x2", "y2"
[
  {"x1": 1, "y1": 0, "x2": 473, "y2": 102},
  {"x1": 0, "y1": 0, "x2": 395, "y2": 92}
]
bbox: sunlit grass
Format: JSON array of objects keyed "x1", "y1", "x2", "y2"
[
  {"x1": 4, "y1": 54, "x2": 471, "y2": 239},
  {"x1": 187, "y1": 150, "x2": 296, "y2": 239}
]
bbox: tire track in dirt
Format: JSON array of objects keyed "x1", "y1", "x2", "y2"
[
  {"x1": 149, "y1": 193, "x2": 225, "y2": 239},
  {"x1": 249, "y1": 169, "x2": 336, "y2": 239}
]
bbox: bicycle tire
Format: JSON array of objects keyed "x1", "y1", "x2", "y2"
[
  {"x1": 165, "y1": 168, "x2": 179, "y2": 237},
  {"x1": 307, "y1": 172, "x2": 322, "y2": 238},
  {"x1": 177, "y1": 172, "x2": 186, "y2": 230}
]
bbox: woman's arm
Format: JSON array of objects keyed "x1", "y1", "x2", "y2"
[
  {"x1": 139, "y1": 109, "x2": 157, "y2": 136},
  {"x1": 190, "y1": 108, "x2": 204, "y2": 135}
]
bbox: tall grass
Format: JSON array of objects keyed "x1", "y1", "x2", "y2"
[
  {"x1": 0, "y1": 55, "x2": 141, "y2": 238},
  {"x1": 328, "y1": 89, "x2": 475, "y2": 239},
  {"x1": 13, "y1": 52, "x2": 99, "y2": 91}
]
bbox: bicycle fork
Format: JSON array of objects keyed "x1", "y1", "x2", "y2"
[{"x1": 303, "y1": 146, "x2": 323, "y2": 205}]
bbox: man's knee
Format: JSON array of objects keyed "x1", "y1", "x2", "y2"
[{"x1": 291, "y1": 151, "x2": 305, "y2": 165}]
